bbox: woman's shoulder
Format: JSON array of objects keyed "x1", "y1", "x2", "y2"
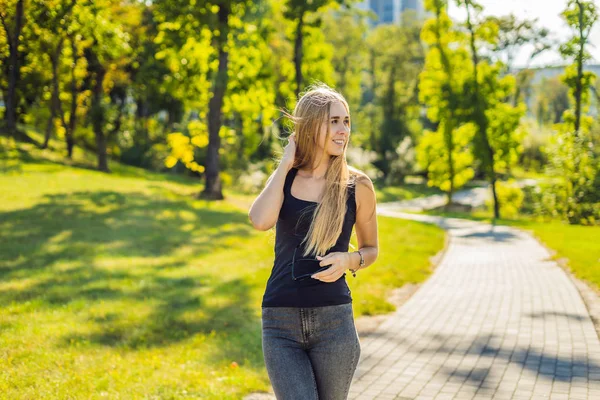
[
  {"x1": 347, "y1": 166, "x2": 373, "y2": 187},
  {"x1": 347, "y1": 166, "x2": 376, "y2": 209}
]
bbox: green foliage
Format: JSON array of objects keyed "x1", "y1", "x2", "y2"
[
  {"x1": 559, "y1": 0, "x2": 598, "y2": 62},
  {"x1": 486, "y1": 180, "x2": 524, "y2": 218},
  {"x1": 517, "y1": 121, "x2": 551, "y2": 173},
  {"x1": 322, "y1": 7, "x2": 367, "y2": 114},
  {"x1": 298, "y1": 22, "x2": 336, "y2": 94},
  {"x1": 418, "y1": 0, "x2": 474, "y2": 198},
  {"x1": 417, "y1": 122, "x2": 475, "y2": 192},
  {"x1": 560, "y1": 64, "x2": 596, "y2": 129},
  {"x1": 545, "y1": 125, "x2": 600, "y2": 225},
  {"x1": 535, "y1": 76, "x2": 570, "y2": 125},
  {"x1": 154, "y1": 30, "x2": 213, "y2": 111},
  {"x1": 542, "y1": 0, "x2": 600, "y2": 225},
  {"x1": 455, "y1": 0, "x2": 526, "y2": 219}
]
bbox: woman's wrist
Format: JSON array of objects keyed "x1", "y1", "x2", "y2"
[
  {"x1": 348, "y1": 251, "x2": 362, "y2": 273},
  {"x1": 278, "y1": 161, "x2": 291, "y2": 174}
]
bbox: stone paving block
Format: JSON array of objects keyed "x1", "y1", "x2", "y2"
[
  {"x1": 374, "y1": 395, "x2": 395, "y2": 400},
  {"x1": 433, "y1": 394, "x2": 454, "y2": 400}
]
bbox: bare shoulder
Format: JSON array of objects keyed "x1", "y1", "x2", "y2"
[{"x1": 348, "y1": 166, "x2": 376, "y2": 208}]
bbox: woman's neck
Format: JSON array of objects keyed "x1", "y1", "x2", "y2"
[{"x1": 299, "y1": 156, "x2": 330, "y2": 180}]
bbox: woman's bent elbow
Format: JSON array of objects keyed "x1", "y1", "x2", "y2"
[{"x1": 248, "y1": 214, "x2": 273, "y2": 231}]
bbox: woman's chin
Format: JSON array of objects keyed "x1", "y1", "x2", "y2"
[{"x1": 327, "y1": 148, "x2": 345, "y2": 157}]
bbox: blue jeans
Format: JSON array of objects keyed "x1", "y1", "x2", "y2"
[{"x1": 261, "y1": 303, "x2": 361, "y2": 400}]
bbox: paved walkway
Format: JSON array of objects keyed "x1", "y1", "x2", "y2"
[
  {"x1": 382, "y1": 179, "x2": 538, "y2": 212},
  {"x1": 349, "y1": 209, "x2": 600, "y2": 400}
]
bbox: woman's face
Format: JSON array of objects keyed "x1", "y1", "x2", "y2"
[{"x1": 316, "y1": 101, "x2": 350, "y2": 157}]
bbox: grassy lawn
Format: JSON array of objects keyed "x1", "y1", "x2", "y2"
[
  {"x1": 374, "y1": 181, "x2": 443, "y2": 203},
  {"x1": 421, "y1": 209, "x2": 600, "y2": 292},
  {"x1": 0, "y1": 136, "x2": 445, "y2": 399}
]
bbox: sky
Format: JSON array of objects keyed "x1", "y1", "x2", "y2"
[{"x1": 446, "y1": 0, "x2": 600, "y2": 68}]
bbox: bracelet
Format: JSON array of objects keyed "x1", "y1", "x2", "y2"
[{"x1": 349, "y1": 250, "x2": 364, "y2": 277}]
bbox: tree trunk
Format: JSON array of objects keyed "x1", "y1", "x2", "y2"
[
  {"x1": 465, "y1": 0, "x2": 500, "y2": 219},
  {"x1": 1, "y1": 0, "x2": 24, "y2": 135},
  {"x1": 574, "y1": 0, "x2": 585, "y2": 136},
  {"x1": 50, "y1": 39, "x2": 72, "y2": 156},
  {"x1": 66, "y1": 38, "x2": 78, "y2": 159},
  {"x1": 433, "y1": 2, "x2": 456, "y2": 206},
  {"x1": 444, "y1": 120, "x2": 455, "y2": 206},
  {"x1": 490, "y1": 175, "x2": 499, "y2": 219},
  {"x1": 200, "y1": 3, "x2": 231, "y2": 200},
  {"x1": 338, "y1": 54, "x2": 349, "y2": 95},
  {"x1": 42, "y1": 112, "x2": 53, "y2": 149},
  {"x1": 293, "y1": 12, "x2": 305, "y2": 97},
  {"x1": 369, "y1": 49, "x2": 377, "y2": 151},
  {"x1": 88, "y1": 48, "x2": 109, "y2": 172}
]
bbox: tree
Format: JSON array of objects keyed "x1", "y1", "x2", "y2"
[
  {"x1": 32, "y1": 0, "x2": 78, "y2": 153},
  {"x1": 322, "y1": 6, "x2": 368, "y2": 108},
  {"x1": 458, "y1": 0, "x2": 526, "y2": 219},
  {"x1": 560, "y1": 0, "x2": 598, "y2": 136},
  {"x1": 283, "y1": 0, "x2": 349, "y2": 96},
  {"x1": 364, "y1": 15, "x2": 423, "y2": 183},
  {"x1": 160, "y1": 1, "x2": 289, "y2": 199},
  {"x1": 201, "y1": 1, "x2": 233, "y2": 200},
  {"x1": 418, "y1": 0, "x2": 473, "y2": 204},
  {"x1": 545, "y1": 0, "x2": 599, "y2": 225},
  {"x1": 0, "y1": 0, "x2": 24, "y2": 135},
  {"x1": 78, "y1": 0, "x2": 131, "y2": 172}
]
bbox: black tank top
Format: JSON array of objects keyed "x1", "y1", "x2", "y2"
[{"x1": 261, "y1": 167, "x2": 357, "y2": 308}]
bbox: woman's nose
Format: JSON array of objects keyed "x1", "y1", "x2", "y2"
[{"x1": 338, "y1": 124, "x2": 350, "y2": 134}]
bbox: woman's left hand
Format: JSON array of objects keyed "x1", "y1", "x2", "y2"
[{"x1": 312, "y1": 252, "x2": 354, "y2": 283}]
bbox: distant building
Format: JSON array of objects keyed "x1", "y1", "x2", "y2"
[
  {"x1": 517, "y1": 64, "x2": 600, "y2": 117},
  {"x1": 523, "y1": 64, "x2": 600, "y2": 86},
  {"x1": 356, "y1": 0, "x2": 425, "y2": 26}
]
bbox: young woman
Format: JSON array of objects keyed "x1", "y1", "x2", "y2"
[{"x1": 248, "y1": 84, "x2": 379, "y2": 400}]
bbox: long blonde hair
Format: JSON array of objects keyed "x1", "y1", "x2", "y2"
[{"x1": 283, "y1": 83, "x2": 359, "y2": 257}]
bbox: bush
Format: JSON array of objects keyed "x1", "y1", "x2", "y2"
[
  {"x1": 543, "y1": 127, "x2": 600, "y2": 226},
  {"x1": 487, "y1": 180, "x2": 524, "y2": 219},
  {"x1": 234, "y1": 162, "x2": 269, "y2": 194}
]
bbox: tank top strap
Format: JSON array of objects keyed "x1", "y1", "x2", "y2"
[
  {"x1": 283, "y1": 167, "x2": 298, "y2": 197},
  {"x1": 347, "y1": 174, "x2": 357, "y2": 210}
]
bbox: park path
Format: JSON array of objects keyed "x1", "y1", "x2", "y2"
[
  {"x1": 348, "y1": 208, "x2": 600, "y2": 400},
  {"x1": 382, "y1": 179, "x2": 537, "y2": 212}
]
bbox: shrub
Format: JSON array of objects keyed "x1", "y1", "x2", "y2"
[{"x1": 487, "y1": 180, "x2": 524, "y2": 219}]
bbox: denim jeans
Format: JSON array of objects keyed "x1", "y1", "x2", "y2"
[{"x1": 261, "y1": 303, "x2": 361, "y2": 400}]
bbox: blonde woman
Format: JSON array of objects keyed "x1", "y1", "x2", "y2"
[{"x1": 248, "y1": 84, "x2": 379, "y2": 400}]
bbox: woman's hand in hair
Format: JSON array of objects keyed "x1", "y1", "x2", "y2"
[
  {"x1": 311, "y1": 252, "x2": 357, "y2": 283},
  {"x1": 281, "y1": 133, "x2": 296, "y2": 170}
]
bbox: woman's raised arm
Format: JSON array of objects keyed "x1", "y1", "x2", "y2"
[{"x1": 248, "y1": 134, "x2": 296, "y2": 231}]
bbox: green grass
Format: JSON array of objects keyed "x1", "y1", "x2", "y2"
[
  {"x1": 422, "y1": 209, "x2": 600, "y2": 292},
  {"x1": 0, "y1": 135, "x2": 445, "y2": 399},
  {"x1": 374, "y1": 181, "x2": 443, "y2": 203}
]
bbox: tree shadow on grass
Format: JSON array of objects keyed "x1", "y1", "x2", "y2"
[
  {"x1": 0, "y1": 190, "x2": 264, "y2": 367},
  {"x1": 0, "y1": 190, "x2": 252, "y2": 279},
  {"x1": 2, "y1": 144, "x2": 200, "y2": 187}
]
